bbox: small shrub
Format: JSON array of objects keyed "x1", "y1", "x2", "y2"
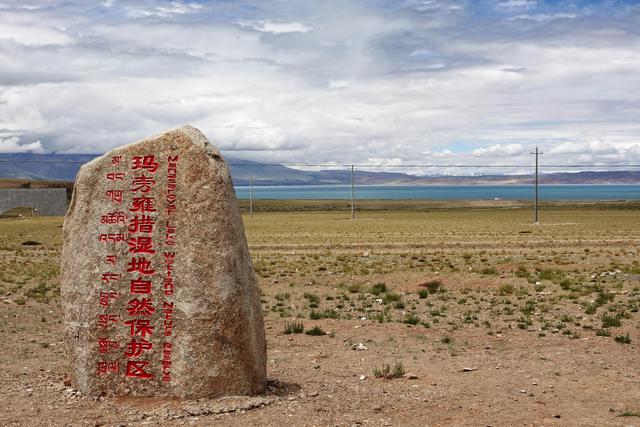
[
  {"x1": 384, "y1": 292, "x2": 402, "y2": 303},
  {"x1": 595, "y1": 291, "x2": 614, "y2": 306},
  {"x1": 418, "y1": 289, "x2": 429, "y2": 299},
  {"x1": 373, "y1": 362, "x2": 405, "y2": 379},
  {"x1": 21, "y1": 240, "x2": 41, "y2": 246},
  {"x1": 559, "y1": 279, "x2": 573, "y2": 291},
  {"x1": 481, "y1": 267, "x2": 497, "y2": 275},
  {"x1": 539, "y1": 269, "x2": 562, "y2": 282},
  {"x1": 275, "y1": 293, "x2": 290, "y2": 302},
  {"x1": 584, "y1": 303, "x2": 598, "y2": 315},
  {"x1": 347, "y1": 284, "x2": 362, "y2": 294},
  {"x1": 370, "y1": 282, "x2": 387, "y2": 295},
  {"x1": 25, "y1": 283, "x2": 53, "y2": 303},
  {"x1": 521, "y1": 300, "x2": 536, "y2": 316},
  {"x1": 422, "y1": 280, "x2": 443, "y2": 294},
  {"x1": 614, "y1": 333, "x2": 631, "y2": 344},
  {"x1": 595, "y1": 329, "x2": 610, "y2": 337},
  {"x1": 305, "y1": 326, "x2": 325, "y2": 336},
  {"x1": 303, "y1": 293, "x2": 320, "y2": 304},
  {"x1": 283, "y1": 321, "x2": 304, "y2": 334},
  {"x1": 403, "y1": 314, "x2": 420, "y2": 325},
  {"x1": 602, "y1": 314, "x2": 621, "y2": 328},
  {"x1": 515, "y1": 265, "x2": 530, "y2": 278},
  {"x1": 498, "y1": 283, "x2": 514, "y2": 295}
]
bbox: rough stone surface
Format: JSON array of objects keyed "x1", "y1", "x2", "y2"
[{"x1": 60, "y1": 125, "x2": 266, "y2": 398}]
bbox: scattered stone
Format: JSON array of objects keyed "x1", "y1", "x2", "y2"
[
  {"x1": 462, "y1": 367, "x2": 477, "y2": 372},
  {"x1": 404, "y1": 373, "x2": 419, "y2": 380},
  {"x1": 60, "y1": 125, "x2": 266, "y2": 398},
  {"x1": 352, "y1": 343, "x2": 368, "y2": 351},
  {"x1": 359, "y1": 375, "x2": 366, "y2": 380},
  {"x1": 362, "y1": 251, "x2": 369, "y2": 258},
  {"x1": 63, "y1": 378, "x2": 72, "y2": 387}
]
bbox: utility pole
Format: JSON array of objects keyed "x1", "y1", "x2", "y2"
[
  {"x1": 350, "y1": 164, "x2": 355, "y2": 220},
  {"x1": 530, "y1": 147, "x2": 543, "y2": 224},
  {"x1": 249, "y1": 174, "x2": 254, "y2": 218}
]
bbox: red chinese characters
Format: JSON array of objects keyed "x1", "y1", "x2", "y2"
[
  {"x1": 132, "y1": 155, "x2": 159, "y2": 173},
  {"x1": 124, "y1": 154, "x2": 159, "y2": 380},
  {"x1": 125, "y1": 361, "x2": 153, "y2": 379},
  {"x1": 127, "y1": 257, "x2": 155, "y2": 275},
  {"x1": 131, "y1": 175, "x2": 156, "y2": 193},
  {"x1": 128, "y1": 236, "x2": 155, "y2": 254},
  {"x1": 129, "y1": 215, "x2": 155, "y2": 233},
  {"x1": 124, "y1": 319, "x2": 154, "y2": 338}
]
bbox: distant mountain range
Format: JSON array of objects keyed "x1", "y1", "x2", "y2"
[{"x1": 1, "y1": 153, "x2": 640, "y2": 185}]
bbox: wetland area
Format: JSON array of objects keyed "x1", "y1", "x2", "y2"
[{"x1": 1, "y1": 201, "x2": 639, "y2": 426}]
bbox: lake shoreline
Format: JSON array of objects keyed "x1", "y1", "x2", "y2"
[{"x1": 236, "y1": 199, "x2": 640, "y2": 213}]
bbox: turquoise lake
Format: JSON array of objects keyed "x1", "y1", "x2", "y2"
[{"x1": 234, "y1": 184, "x2": 640, "y2": 200}]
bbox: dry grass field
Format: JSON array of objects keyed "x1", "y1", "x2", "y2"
[{"x1": 1, "y1": 204, "x2": 639, "y2": 426}]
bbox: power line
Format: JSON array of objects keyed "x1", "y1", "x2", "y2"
[{"x1": 530, "y1": 147, "x2": 543, "y2": 224}]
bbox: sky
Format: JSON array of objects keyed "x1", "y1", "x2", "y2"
[{"x1": 1, "y1": 0, "x2": 639, "y2": 174}]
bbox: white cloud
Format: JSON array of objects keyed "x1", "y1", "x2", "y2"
[
  {"x1": 473, "y1": 144, "x2": 525, "y2": 157},
  {"x1": 495, "y1": 0, "x2": 536, "y2": 11},
  {"x1": 0, "y1": 21, "x2": 74, "y2": 46},
  {"x1": 509, "y1": 13, "x2": 577, "y2": 22},
  {"x1": 0, "y1": 136, "x2": 45, "y2": 153},
  {"x1": 125, "y1": 1, "x2": 203, "y2": 18},
  {"x1": 238, "y1": 20, "x2": 312, "y2": 34},
  {"x1": 0, "y1": 0, "x2": 638, "y2": 173},
  {"x1": 328, "y1": 80, "x2": 348, "y2": 89},
  {"x1": 549, "y1": 140, "x2": 640, "y2": 156}
]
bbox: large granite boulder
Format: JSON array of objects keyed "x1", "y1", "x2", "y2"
[{"x1": 60, "y1": 125, "x2": 266, "y2": 397}]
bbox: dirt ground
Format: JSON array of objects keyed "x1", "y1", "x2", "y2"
[{"x1": 1, "y1": 206, "x2": 639, "y2": 426}]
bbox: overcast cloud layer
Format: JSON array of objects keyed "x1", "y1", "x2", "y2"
[{"x1": 1, "y1": 0, "x2": 639, "y2": 174}]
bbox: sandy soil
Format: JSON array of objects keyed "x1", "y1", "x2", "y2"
[{"x1": 1, "y1": 209, "x2": 639, "y2": 426}]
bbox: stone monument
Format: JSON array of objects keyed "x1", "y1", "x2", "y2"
[{"x1": 60, "y1": 125, "x2": 266, "y2": 397}]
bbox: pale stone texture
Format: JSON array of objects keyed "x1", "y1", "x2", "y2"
[{"x1": 60, "y1": 125, "x2": 266, "y2": 397}]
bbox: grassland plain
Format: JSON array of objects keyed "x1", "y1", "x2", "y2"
[{"x1": 1, "y1": 204, "x2": 639, "y2": 426}]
